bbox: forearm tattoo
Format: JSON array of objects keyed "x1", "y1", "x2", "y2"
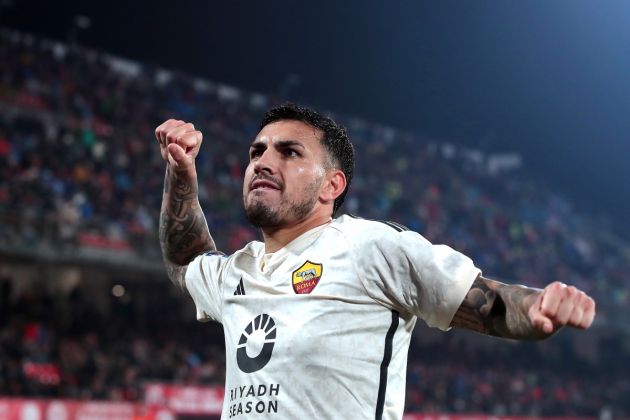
[
  {"x1": 451, "y1": 276, "x2": 547, "y2": 340},
  {"x1": 159, "y1": 168, "x2": 215, "y2": 289}
]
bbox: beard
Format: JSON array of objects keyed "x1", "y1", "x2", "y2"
[{"x1": 244, "y1": 177, "x2": 322, "y2": 228}]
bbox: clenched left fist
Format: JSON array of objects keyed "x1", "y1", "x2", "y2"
[{"x1": 528, "y1": 281, "x2": 596, "y2": 334}]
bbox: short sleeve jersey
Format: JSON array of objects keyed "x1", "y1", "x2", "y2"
[{"x1": 185, "y1": 215, "x2": 480, "y2": 420}]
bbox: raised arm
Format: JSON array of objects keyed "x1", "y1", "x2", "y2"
[
  {"x1": 450, "y1": 276, "x2": 596, "y2": 340},
  {"x1": 155, "y1": 119, "x2": 216, "y2": 289}
]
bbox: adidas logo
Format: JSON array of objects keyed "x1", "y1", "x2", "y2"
[{"x1": 234, "y1": 277, "x2": 246, "y2": 296}]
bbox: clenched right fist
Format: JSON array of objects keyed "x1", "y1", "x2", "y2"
[{"x1": 155, "y1": 119, "x2": 203, "y2": 178}]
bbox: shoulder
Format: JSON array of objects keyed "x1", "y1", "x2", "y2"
[
  {"x1": 237, "y1": 240, "x2": 265, "y2": 259},
  {"x1": 331, "y1": 214, "x2": 430, "y2": 252},
  {"x1": 332, "y1": 214, "x2": 407, "y2": 235},
  {"x1": 194, "y1": 240, "x2": 264, "y2": 268}
]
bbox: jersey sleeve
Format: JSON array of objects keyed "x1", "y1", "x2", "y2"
[
  {"x1": 352, "y1": 226, "x2": 480, "y2": 331},
  {"x1": 185, "y1": 251, "x2": 228, "y2": 322}
]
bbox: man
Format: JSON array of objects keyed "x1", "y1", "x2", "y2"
[{"x1": 155, "y1": 103, "x2": 595, "y2": 419}]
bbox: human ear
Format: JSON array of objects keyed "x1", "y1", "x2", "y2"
[{"x1": 319, "y1": 170, "x2": 347, "y2": 204}]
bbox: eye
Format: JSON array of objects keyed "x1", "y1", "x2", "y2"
[
  {"x1": 249, "y1": 148, "x2": 263, "y2": 160},
  {"x1": 283, "y1": 148, "x2": 300, "y2": 158}
]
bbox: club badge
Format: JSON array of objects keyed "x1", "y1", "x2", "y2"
[{"x1": 292, "y1": 261, "x2": 323, "y2": 294}]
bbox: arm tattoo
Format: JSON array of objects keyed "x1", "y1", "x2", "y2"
[
  {"x1": 450, "y1": 276, "x2": 548, "y2": 340},
  {"x1": 159, "y1": 168, "x2": 216, "y2": 289}
]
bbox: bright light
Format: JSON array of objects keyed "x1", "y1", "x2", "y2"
[{"x1": 112, "y1": 284, "x2": 125, "y2": 297}]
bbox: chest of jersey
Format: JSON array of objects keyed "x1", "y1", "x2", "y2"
[
  {"x1": 223, "y1": 237, "x2": 380, "y2": 362},
  {"x1": 217, "y1": 235, "x2": 407, "y2": 419}
]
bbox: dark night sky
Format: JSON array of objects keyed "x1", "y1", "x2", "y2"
[{"x1": 3, "y1": 0, "x2": 629, "y2": 234}]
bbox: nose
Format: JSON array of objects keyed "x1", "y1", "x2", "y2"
[{"x1": 253, "y1": 149, "x2": 276, "y2": 175}]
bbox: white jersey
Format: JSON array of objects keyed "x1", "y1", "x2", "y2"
[{"x1": 185, "y1": 215, "x2": 480, "y2": 419}]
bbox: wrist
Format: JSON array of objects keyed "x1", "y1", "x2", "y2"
[
  {"x1": 166, "y1": 164, "x2": 197, "y2": 181},
  {"x1": 164, "y1": 167, "x2": 199, "y2": 199}
]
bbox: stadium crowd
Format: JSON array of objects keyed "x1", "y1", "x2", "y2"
[{"x1": 1, "y1": 29, "x2": 629, "y2": 417}]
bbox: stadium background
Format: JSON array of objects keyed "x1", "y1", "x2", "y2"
[{"x1": 1, "y1": 1, "x2": 629, "y2": 419}]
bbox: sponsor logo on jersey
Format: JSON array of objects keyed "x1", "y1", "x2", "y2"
[
  {"x1": 291, "y1": 261, "x2": 322, "y2": 294},
  {"x1": 228, "y1": 383, "x2": 280, "y2": 417},
  {"x1": 236, "y1": 314, "x2": 276, "y2": 373}
]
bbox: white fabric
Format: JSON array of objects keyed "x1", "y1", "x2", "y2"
[{"x1": 185, "y1": 215, "x2": 480, "y2": 419}]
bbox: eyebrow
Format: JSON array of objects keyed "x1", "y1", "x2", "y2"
[{"x1": 249, "y1": 139, "x2": 305, "y2": 149}]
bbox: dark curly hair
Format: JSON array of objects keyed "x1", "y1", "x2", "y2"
[{"x1": 259, "y1": 103, "x2": 355, "y2": 215}]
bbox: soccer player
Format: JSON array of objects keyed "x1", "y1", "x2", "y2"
[{"x1": 155, "y1": 103, "x2": 595, "y2": 419}]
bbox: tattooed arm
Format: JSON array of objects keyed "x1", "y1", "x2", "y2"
[
  {"x1": 156, "y1": 120, "x2": 216, "y2": 289},
  {"x1": 450, "y1": 276, "x2": 596, "y2": 340}
]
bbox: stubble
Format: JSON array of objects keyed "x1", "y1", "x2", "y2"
[{"x1": 244, "y1": 177, "x2": 322, "y2": 228}]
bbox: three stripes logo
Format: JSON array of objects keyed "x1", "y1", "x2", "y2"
[{"x1": 234, "y1": 277, "x2": 246, "y2": 296}]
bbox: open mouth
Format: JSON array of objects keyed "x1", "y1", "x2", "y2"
[{"x1": 250, "y1": 179, "x2": 281, "y2": 191}]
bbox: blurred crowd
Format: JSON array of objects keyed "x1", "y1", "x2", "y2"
[
  {"x1": 1, "y1": 29, "x2": 630, "y2": 417},
  {"x1": 0, "y1": 276, "x2": 225, "y2": 401},
  {"x1": 404, "y1": 333, "x2": 629, "y2": 417}
]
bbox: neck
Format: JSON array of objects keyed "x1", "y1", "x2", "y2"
[{"x1": 261, "y1": 213, "x2": 332, "y2": 253}]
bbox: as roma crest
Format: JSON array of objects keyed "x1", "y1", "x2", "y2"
[{"x1": 292, "y1": 261, "x2": 323, "y2": 294}]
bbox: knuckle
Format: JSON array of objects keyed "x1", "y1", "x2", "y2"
[
  {"x1": 582, "y1": 295, "x2": 591, "y2": 305},
  {"x1": 540, "y1": 306, "x2": 554, "y2": 317},
  {"x1": 548, "y1": 281, "x2": 563, "y2": 291},
  {"x1": 162, "y1": 119, "x2": 177, "y2": 128},
  {"x1": 564, "y1": 286, "x2": 578, "y2": 298}
]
